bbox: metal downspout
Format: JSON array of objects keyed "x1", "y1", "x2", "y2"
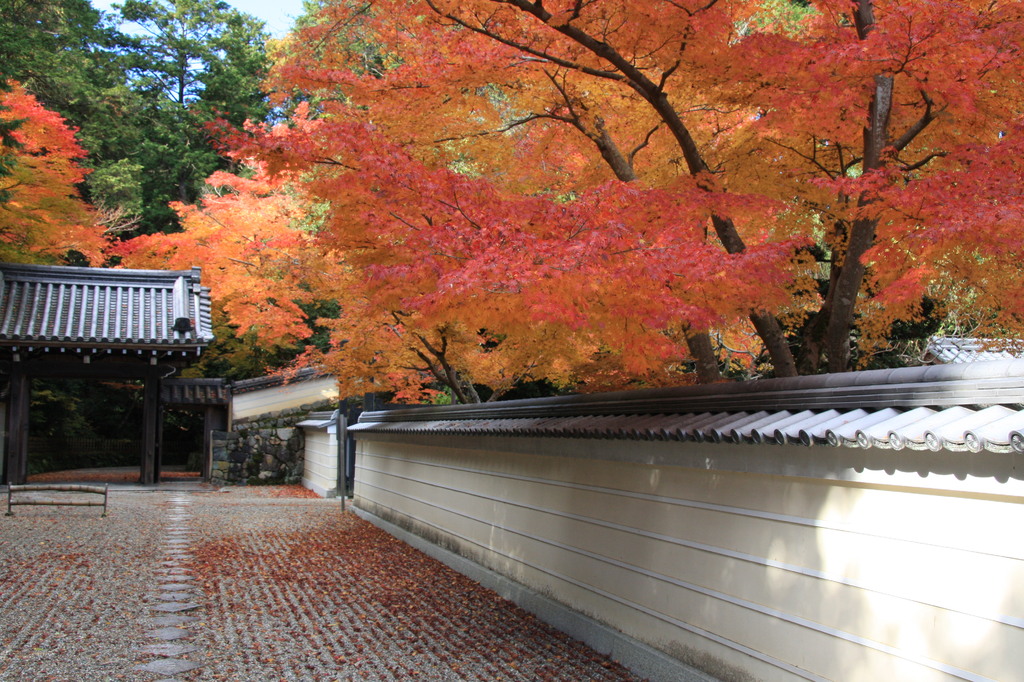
[{"x1": 335, "y1": 408, "x2": 346, "y2": 512}]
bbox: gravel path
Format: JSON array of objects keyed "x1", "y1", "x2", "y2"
[
  {"x1": 0, "y1": 487, "x2": 645, "y2": 682},
  {"x1": 0, "y1": 489, "x2": 164, "y2": 680}
]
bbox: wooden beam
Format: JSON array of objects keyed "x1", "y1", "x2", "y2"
[{"x1": 9, "y1": 355, "x2": 178, "y2": 380}]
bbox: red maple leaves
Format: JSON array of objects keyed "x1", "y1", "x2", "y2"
[
  {"x1": 0, "y1": 83, "x2": 105, "y2": 263},
  {"x1": 122, "y1": 0, "x2": 1024, "y2": 394}
]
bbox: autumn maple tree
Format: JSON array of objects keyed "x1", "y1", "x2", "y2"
[
  {"x1": 0, "y1": 82, "x2": 106, "y2": 263},
  {"x1": 114, "y1": 166, "x2": 329, "y2": 376},
  {"x1": 189, "y1": 0, "x2": 1024, "y2": 400},
  {"x1": 732, "y1": 0, "x2": 1024, "y2": 371},
  {"x1": 232, "y1": 98, "x2": 799, "y2": 399}
]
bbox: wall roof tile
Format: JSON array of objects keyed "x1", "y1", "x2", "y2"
[{"x1": 351, "y1": 360, "x2": 1024, "y2": 454}]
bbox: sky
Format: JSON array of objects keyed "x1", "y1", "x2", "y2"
[{"x1": 91, "y1": 0, "x2": 308, "y2": 38}]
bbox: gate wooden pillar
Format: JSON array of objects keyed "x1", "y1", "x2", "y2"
[
  {"x1": 4, "y1": 360, "x2": 29, "y2": 485},
  {"x1": 202, "y1": 405, "x2": 228, "y2": 481},
  {"x1": 140, "y1": 366, "x2": 162, "y2": 485}
]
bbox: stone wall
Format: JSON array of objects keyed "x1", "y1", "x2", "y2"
[{"x1": 210, "y1": 402, "x2": 332, "y2": 486}]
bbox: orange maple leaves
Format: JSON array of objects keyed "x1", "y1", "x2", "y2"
[
  {"x1": 115, "y1": 166, "x2": 327, "y2": 350},
  {"x1": 228, "y1": 97, "x2": 798, "y2": 396}
]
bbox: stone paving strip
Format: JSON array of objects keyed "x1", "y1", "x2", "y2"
[
  {"x1": 1, "y1": 486, "x2": 645, "y2": 681},
  {"x1": 136, "y1": 494, "x2": 204, "y2": 679}
]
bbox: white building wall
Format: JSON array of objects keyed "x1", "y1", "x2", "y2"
[
  {"x1": 301, "y1": 428, "x2": 338, "y2": 498},
  {"x1": 353, "y1": 434, "x2": 1024, "y2": 682},
  {"x1": 232, "y1": 376, "x2": 339, "y2": 422}
]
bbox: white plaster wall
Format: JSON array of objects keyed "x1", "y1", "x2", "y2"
[
  {"x1": 232, "y1": 377, "x2": 339, "y2": 421},
  {"x1": 353, "y1": 434, "x2": 1024, "y2": 682},
  {"x1": 301, "y1": 428, "x2": 338, "y2": 498}
]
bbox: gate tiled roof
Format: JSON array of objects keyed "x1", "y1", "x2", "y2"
[
  {"x1": 162, "y1": 378, "x2": 229, "y2": 405},
  {"x1": 0, "y1": 262, "x2": 214, "y2": 357}
]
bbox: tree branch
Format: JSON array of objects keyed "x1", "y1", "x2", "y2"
[
  {"x1": 765, "y1": 137, "x2": 840, "y2": 180},
  {"x1": 892, "y1": 90, "x2": 942, "y2": 152},
  {"x1": 628, "y1": 124, "x2": 662, "y2": 166},
  {"x1": 433, "y1": 113, "x2": 547, "y2": 143},
  {"x1": 424, "y1": 0, "x2": 628, "y2": 83},
  {"x1": 899, "y1": 151, "x2": 947, "y2": 172}
]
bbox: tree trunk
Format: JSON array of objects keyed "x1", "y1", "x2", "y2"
[
  {"x1": 685, "y1": 331, "x2": 722, "y2": 384},
  {"x1": 751, "y1": 311, "x2": 797, "y2": 378},
  {"x1": 589, "y1": 113, "x2": 725, "y2": 381},
  {"x1": 655, "y1": 105, "x2": 798, "y2": 377},
  {"x1": 592, "y1": 119, "x2": 640, "y2": 184},
  {"x1": 414, "y1": 332, "x2": 483, "y2": 403},
  {"x1": 824, "y1": 73, "x2": 893, "y2": 372}
]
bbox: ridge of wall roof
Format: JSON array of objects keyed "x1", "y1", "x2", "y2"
[
  {"x1": 925, "y1": 336, "x2": 1024, "y2": 364},
  {"x1": 230, "y1": 367, "x2": 329, "y2": 394},
  {"x1": 351, "y1": 360, "x2": 1024, "y2": 454},
  {"x1": 297, "y1": 410, "x2": 340, "y2": 429},
  {"x1": 363, "y1": 360, "x2": 1024, "y2": 423}
]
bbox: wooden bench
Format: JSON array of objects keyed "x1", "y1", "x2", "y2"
[{"x1": 5, "y1": 484, "x2": 109, "y2": 517}]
